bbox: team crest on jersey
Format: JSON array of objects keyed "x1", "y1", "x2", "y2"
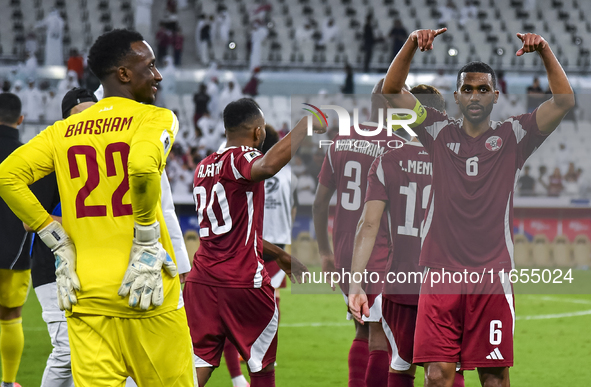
[
  {"x1": 485, "y1": 136, "x2": 502, "y2": 151},
  {"x1": 160, "y1": 129, "x2": 171, "y2": 154}
]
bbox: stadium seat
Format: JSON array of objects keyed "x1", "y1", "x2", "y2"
[
  {"x1": 551, "y1": 235, "x2": 573, "y2": 267},
  {"x1": 532, "y1": 234, "x2": 552, "y2": 267},
  {"x1": 573, "y1": 234, "x2": 591, "y2": 267},
  {"x1": 514, "y1": 233, "x2": 533, "y2": 267}
]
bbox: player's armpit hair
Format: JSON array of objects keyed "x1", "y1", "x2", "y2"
[
  {"x1": 456, "y1": 61, "x2": 497, "y2": 90},
  {"x1": 0, "y1": 93, "x2": 22, "y2": 124},
  {"x1": 223, "y1": 98, "x2": 262, "y2": 133},
  {"x1": 87, "y1": 29, "x2": 144, "y2": 80},
  {"x1": 410, "y1": 84, "x2": 446, "y2": 112}
]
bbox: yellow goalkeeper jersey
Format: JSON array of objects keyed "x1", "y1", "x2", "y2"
[{"x1": 0, "y1": 97, "x2": 181, "y2": 318}]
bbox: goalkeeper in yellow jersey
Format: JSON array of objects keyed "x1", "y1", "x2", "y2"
[{"x1": 0, "y1": 29, "x2": 196, "y2": 387}]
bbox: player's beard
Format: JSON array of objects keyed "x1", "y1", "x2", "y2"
[
  {"x1": 256, "y1": 138, "x2": 265, "y2": 151},
  {"x1": 459, "y1": 101, "x2": 494, "y2": 125}
]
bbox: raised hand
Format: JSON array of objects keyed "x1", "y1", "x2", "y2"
[
  {"x1": 410, "y1": 28, "x2": 447, "y2": 52},
  {"x1": 516, "y1": 33, "x2": 548, "y2": 56}
]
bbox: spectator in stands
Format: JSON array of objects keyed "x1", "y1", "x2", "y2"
[
  {"x1": 172, "y1": 25, "x2": 184, "y2": 66},
  {"x1": 67, "y1": 49, "x2": 85, "y2": 86},
  {"x1": 57, "y1": 70, "x2": 80, "y2": 96},
  {"x1": 518, "y1": 165, "x2": 536, "y2": 196},
  {"x1": 159, "y1": 56, "x2": 176, "y2": 108},
  {"x1": 362, "y1": 14, "x2": 376, "y2": 73},
  {"x1": 341, "y1": 63, "x2": 354, "y2": 94},
  {"x1": 556, "y1": 142, "x2": 572, "y2": 176},
  {"x1": 166, "y1": 0, "x2": 177, "y2": 14},
  {"x1": 193, "y1": 83, "x2": 210, "y2": 127},
  {"x1": 319, "y1": 18, "x2": 339, "y2": 46},
  {"x1": 249, "y1": 20, "x2": 269, "y2": 71},
  {"x1": 563, "y1": 162, "x2": 581, "y2": 197},
  {"x1": 21, "y1": 79, "x2": 44, "y2": 122},
  {"x1": 295, "y1": 21, "x2": 315, "y2": 44},
  {"x1": 242, "y1": 67, "x2": 261, "y2": 96},
  {"x1": 35, "y1": 9, "x2": 64, "y2": 66},
  {"x1": 155, "y1": 22, "x2": 172, "y2": 64},
  {"x1": 388, "y1": 19, "x2": 407, "y2": 59},
  {"x1": 296, "y1": 171, "x2": 317, "y2": 205},
  {"x1": 215, "y1": 5, "x2": 232, "y2": 51},
  {"x1": 218, "y1": 81, "x2": 243, "y2": 113},
  {"x1": 206, "y1": 77, "x2": 220, "y2": 118},
  {"x1": 459, "y1": 0, "x2": 478, "y2": 26},
  {"x1": 438, "y1": 0, "x2": 458, "y2": 26},
  {"x1": 197, "y1": 15, "x2": 212, "y2": 65},
  {"x1": 10, "y1": 81, "x2": 24, "y2": 102},
  {"x1": 536, "y1": 165, "x2": 549, "y2": 196},
  {"x1": 547, "y1": 167, "x2": 564, "y2": 197},
  {"x1": 278, "y1": 122, "x2": 290, "y2": 138},
  {"x1": 20, "y1": 51, "x2": 38, "y2": 81},
  {"x1": 44, "y1": 89, "x2": 62, "y2": 123},
  {"x1": 25, "y1": 31, "x2": 38, "y2": 57},
  {"x1": 196, "y1": 110, "x2": 221, "y2": 158},
  {"x1": 527, "y1": 77, "x2": 546, "y2": 113}
]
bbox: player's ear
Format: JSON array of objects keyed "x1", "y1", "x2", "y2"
[
  {"x1": 117, "y1": 66, "x2": 132, "y2": 83},
  {"x1": 493, "y1": 90, "x2": 500, "y2": 104},
  {"x1": 453, "y1": 91, "x2": 459, "y2": 104},
  {"x1": 16, "y1": 115, "x2": 24, "y2": 126}
]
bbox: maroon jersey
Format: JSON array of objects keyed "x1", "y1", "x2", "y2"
[
  {"x1": 366, "y1": 142, "x2": 431, "y2": 305},
  {"x1": 318, "y1": 124, "x2": 399, "y2": 273},
  {"x1": 187, "y1": 146, "x2": 270, "y2": 288},
  {"x1": 415, "y1": 107, "x2": 548, "y2": 271}
]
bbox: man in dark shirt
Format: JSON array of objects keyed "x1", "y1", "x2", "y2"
[
  {"x1": 518, "y1": 165, "x2": 536, "y2": 196},
  {"x1": 193, "y1": 83, "x2": 211, "y2": 130}
]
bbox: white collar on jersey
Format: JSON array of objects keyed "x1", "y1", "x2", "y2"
[{"x1": 216, "y1": 146, "x2": 238, "y2": 154}]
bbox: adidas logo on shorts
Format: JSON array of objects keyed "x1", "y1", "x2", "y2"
[{"x1": 486, "y1": 348, "x2": 504, "y2": 360}]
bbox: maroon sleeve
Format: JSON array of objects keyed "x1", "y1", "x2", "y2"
[
  {"x1": 514, "y1": 109, "x2": 550, "y2": 168},
  {"x1": 317, "y1": 144, "x2": 336, "y2": 189},
  {"x1": 366, "y1": 155, "x2": 390, "y2": 203},
  {"x1": 232, "y1": 147, "x2": 264, "y2": 182},
  {"x1": 412, "y1": 106, "x2": 449, "y2": 155}
]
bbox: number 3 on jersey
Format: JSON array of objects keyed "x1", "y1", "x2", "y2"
[{"x1": 194, "y1": 183, "x2": 233, "y2": 237}]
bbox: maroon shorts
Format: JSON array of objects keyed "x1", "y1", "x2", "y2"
[
  {"x1": 381, "y1": 299, "x2": 417, "y2": 371},
  {"x1": 413, "y1": 270, "x2": 515, "y2": 370},
  {"x1": 183, "y1": 282, "x2": 278, "y2": 372}
]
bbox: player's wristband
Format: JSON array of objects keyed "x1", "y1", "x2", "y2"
[{"x1": 134, "y1": 221, "x2": 160, "y2": 243}]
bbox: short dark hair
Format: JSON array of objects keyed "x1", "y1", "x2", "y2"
[
  {"x1": 223, "y1": 98, "x2": 263, "y2": 133},
  {"x1": 261, "y1": 124, "x2": 279, "y2": 153},
  {"x1": 87, "y1": 29, "x2": 144, "y2": 80},
  {"x1": 410, "y1": 84, "x2": 446, "y2": 111},
  {"x1": 456, "y1": 61, "x2": 497, "y2": 90},
  {"x1": 0, "y1": 93, "x2": 22, "y2": 124},
  {"x1": 61, "y1": 87, "x2": 98, "y2": 118}
]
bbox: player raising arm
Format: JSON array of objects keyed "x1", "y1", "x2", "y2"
[
  {"x1": 382, "y1": 28, "x2": 574, "y2": 387},
  {"x1": 185, "y1": 98, "x2": 318, "y2": 387}
]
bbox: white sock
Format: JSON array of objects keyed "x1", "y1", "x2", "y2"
[
  {"x1": 231, "y1": 375, "x2": 249, "y2": 387},
  {"x1": 2, "y1": 382, "x2": 15, "y2": 387}
]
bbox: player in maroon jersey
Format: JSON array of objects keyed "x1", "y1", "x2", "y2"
[
  {"x1": 185, "y1": 98, "x2": 320, "y2": 387},
  {"x1": 383, "y1": 28, "x2": 574, "y2": 387},
  {"x1": 348, "y1": 85, "x2": 464, "y2": 387},
  {"x1": 314, "y1": 79, "x2": 406, "y2": 387}
]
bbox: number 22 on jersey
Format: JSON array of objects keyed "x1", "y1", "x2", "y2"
[{"x1": 68, "y1": 142, "x2": 132, "y2": 218}]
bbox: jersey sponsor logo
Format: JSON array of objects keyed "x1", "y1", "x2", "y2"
[
  {"x1": 264, "y1": 176, "x2": 280, "y2": 194},
  {"x1": 64, "y1": 117, "x2": 134, "y2": 137},
  {"x1": 244, "y1": 150, "x2": 262, "y2": 163},
  {"x1": 485, "y1": 136, "x2": 503, "y2": 151},
  {"x1": 419, "y1": 150, "x2": 429, "y2": 155},
  {"x1": 446, "y1": 142, "x2": 460, "y2": 154}
]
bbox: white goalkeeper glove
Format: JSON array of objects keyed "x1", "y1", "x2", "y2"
[
  {"x1": 38, "y1": 221, "x2": 80, "y2": 311},
  {"x1": 118, "y1": 221, "x2": 178, "y2": 310}
]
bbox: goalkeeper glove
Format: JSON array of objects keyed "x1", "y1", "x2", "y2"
[
  {"x1": 38, "y1": 221, "x2": 80, "y2": 311},
  {"x1": 118, "y1": 221, "x2": 178, "y2": 310}
]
